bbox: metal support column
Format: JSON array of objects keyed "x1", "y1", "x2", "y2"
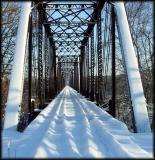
[
  {"x1": 80, "y1": 47, "x2": 84, "y2": 94},
  {"x1": 83, "y1": 47, "x2": 87, "y2": 96},
  {"x1": 111, "y1": 6, "x2": 116, "y2": 117},
  {"x1": 37, "y1": 5, "x2": 44, "y2": 106},
  {"x1": 96, "y1": 12, "x2": 103, "y2": 105},
  {"x1": 53, "y1": 49, "x2": 57, "y2": 96},
  {"x1": 44, "y1": 34, "x2": 49, "y2": 101},
  {"x1": 3, "y1": 2, "x2": 31, "y2": 130},
  {"x1": 28, "y1": 13, "x2": 32, "y2": 113},
  {"x1": 86, "y1": 42, "x2": 90, "y2": 98},
  {"x1": 90, "y1": 31, "x2": 95, "y2": 101},
  {"x1": 57, "y1": 60, "x2": 61, "y2": 92},
  {"x1": 115, "y1": 2, "x2": 151, "y2": 132},
  {"x1": 74, "y1": 61, "x2": 78, "y2": 91}
]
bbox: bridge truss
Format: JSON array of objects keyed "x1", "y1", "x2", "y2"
[{"x1": 2, "y1": 1, "x2": 151, "y2": 133}]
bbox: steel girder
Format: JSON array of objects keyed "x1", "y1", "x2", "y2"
[
  {"x1": 28, "y1": 14, "x2": 32, "y2": 113},
  {"x1": 80, "y1": 46, "x2": 84, "y2": 93},
  {"x1": 86, "y1": 42, "x2": 90, "y2": 98},
  {"x1": 90, "y1": 31, "x2": 95, "y2": 101},
  {"x1": 111, "y1": 6, "x2": 116, "y2": 117},
  {"x1": 97, "y1": 12, "x2": 103, "y2": 104},
  {"x1": 74, "y1": 59, "x2": 79, "y2": 91},
  {"x1": 34, "y1": 3, "x2": 57, "y2": 103},
  {"x1": 44, "y1": 33, "x2": 50, "y2": 100},
  {"x1": 37, "y1": 7, "x2": 45, "y2": 106}
]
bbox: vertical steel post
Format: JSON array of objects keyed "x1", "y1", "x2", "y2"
[
  {"x1": 44, "y1": 34, "x2": 49, "y2": 100},
  {"x1": 97, "y1": 12, "x2": 103, "y2": 105},
  {"x1": 53, "y1": 50, "x2": 57, "y2": 96},
  {"x1": 111, "y1": 6, "x2": 116, "y2": 117},
  {"x1": 114, "y1": 2, "x2": 151, "y2": 132},
  {"x1": 74, "y1": 61, "x2": 78, "y2": 91},
  {"x1": 37, "y1": 5, "x2": 44, "y2": 106},
  {"x1": 28, "y1": 13, "x2": 32, "y2": 113},
  {"x1": 90, "y1": 31, "x2": 95, "y2": 101},
  {"x1": 80, "y1": 47, "x2": 84, "y2": 94},
  {"x1": 57, "y1": 60, "x2": 61, "y2": 92},
  {"x1": 83, "y1": 47, "x2": 87, "y2": 96},
  {"x1": 77, "y1": 57, "x2": 80, "y2": 92},
  {"x1": 86, "y1": 42, "x2": 89, "y2": 98},
  {"x1": 3, "y1": 2, "x2": 31, "y2": 130}
]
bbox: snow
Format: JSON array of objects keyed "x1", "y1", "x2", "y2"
[
  {"x1": 114, "y1": 2, "x2": 151, "y2": 132},
  {"x1": 34, "y1": 108, "x2": 42, "y2": 112},
  {"x1": 2, "y1": 86, "x2": 153, "y2": 158}
]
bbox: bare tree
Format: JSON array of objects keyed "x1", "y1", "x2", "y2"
[
  {"x1": 1, "y1": 2, "x2": 20, "y2": 77},
  {"x1": 125, "y1": 2, "x2": 153, "y2": 103},
  {"x1": 1, "y1": 2, "x2": 21, "y2": 128}
]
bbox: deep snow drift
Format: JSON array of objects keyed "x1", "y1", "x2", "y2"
[{"x1": 2, "y1": 86, "x2": 153, "y2": 158}]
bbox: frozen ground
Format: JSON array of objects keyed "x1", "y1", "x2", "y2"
[{"x1": 2, "y1": 86, "x2": 153, "y2": 158}]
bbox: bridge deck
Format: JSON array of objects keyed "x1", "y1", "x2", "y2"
[{"x1": 2, "y1": 86, "x2": 153, "y2": 158}]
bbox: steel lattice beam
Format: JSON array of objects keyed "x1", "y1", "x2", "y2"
[
  {"x1": 80, "y1": 46, "x2": 84, "y2": 93},
  {"x1": 97, "y1": 11, "x2": 103, "y2": 104},
  {"x1": 90, "y1": 31, "x2": 95, "y2": 101},
  {"x1": 86, "y1": 41, "x2": 90, "y2": 98},
  {"x1": 44, "y1": 34, "x2": 50, "y2": 100},
  {"x1": 74, "y1": 59, "x2": 79, "y2": 91},
  {"x1": 37, "y1": 6, "x2": 45, "y2": 106}
]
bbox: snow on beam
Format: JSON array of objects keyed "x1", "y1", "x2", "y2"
[
  {"x1": 3, "y1": 2, "x2": 31, "y2": 131},
  {"x1": 114, "y1": 2, "x2": 151, "y2": 132}
]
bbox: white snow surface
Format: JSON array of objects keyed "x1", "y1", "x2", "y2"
[{"x1": 2, "y1": 86, "x2": 153, "y2": 158}]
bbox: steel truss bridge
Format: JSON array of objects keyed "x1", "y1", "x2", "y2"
[{"x1": 2, "y1": 0, "x2": 152, "y2": 158}]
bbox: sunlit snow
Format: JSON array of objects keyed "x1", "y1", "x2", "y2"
[{"x1": 2, "y1": 86, "x2": 153, "y2": 158}]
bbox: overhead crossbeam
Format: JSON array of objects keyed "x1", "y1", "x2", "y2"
[
  {"x1": 41, "y1": 0, "x2": 100, "y2": 62},
  {"x1": 81, "y1": 0, "x2": 105, "y2": 45},
  {"x1": 44, "y1": 1, "x2": 96, "y2": 4}
]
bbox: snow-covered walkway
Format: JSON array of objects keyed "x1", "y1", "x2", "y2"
[{"x1": 2, "y1": 86, "x2": 153, "y2": 158}]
